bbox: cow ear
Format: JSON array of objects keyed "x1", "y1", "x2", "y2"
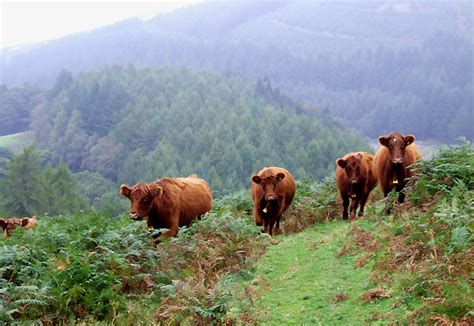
[
  {"x1": 0, "y1": 219, "x2": 5, "y2": 229},
  {"x1": 379, "y1": 136, "x2": 389, "y2": 147},
  {"x1": 252, "y1": 175, "x2": 262, "y2": 184},
  {"x1": 149, "y1": 184, "x2": 163, "y2": 199},
  {"x1": 404, "y1": 135, "x2": 415, "y2": 146},
  {"x1": 336, "y1": 158, "x2": 346, "y2": 168},
  {"x1": 356, "y1": 153, "x2": 363, "y2": 160},
  {"x1": 120, "y1": 184, "x2": 132, "y2": 198},
  {"x1": 276, "y1": 172, "x2": 285, "y2": 182},
  {"x1": 21, "y1": 218, "x2": 30, "y2": 227}
]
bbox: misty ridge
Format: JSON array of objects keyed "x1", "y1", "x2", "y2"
[{"x1": 1, "y1": 0, "x2": 472, "y2": 143}]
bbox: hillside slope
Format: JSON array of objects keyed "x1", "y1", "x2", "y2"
[
  {"x1": 1, "y1": 1, "x2": 471, "y2": 141},
  {"x1": 0, "y1": 143, "x2": 472, "y2": 324},
  {"x1": 230, "y1": 142, "x2": 473, "y2": 324}
]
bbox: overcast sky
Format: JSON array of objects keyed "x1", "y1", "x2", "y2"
[{"x1": 1, "y1": 0, "x2": 202, "y2": 49}]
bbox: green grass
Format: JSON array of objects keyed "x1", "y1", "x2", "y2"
[
  {"x1": 231, "y1": 220, "x2": 414, "y2": 324},
  {"x1": 0, "y1": 132, "x2": 33, "y2": 153}
]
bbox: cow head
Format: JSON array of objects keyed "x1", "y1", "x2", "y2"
[
  {"x1": 252, "y1": 172, "x2": 285, "y2": 202},
  {"x1": 379, "y1": 132, "x2": 415, "y2": 166},
  {"x1": 337, "y1": 153, "x2": 365, "y2": 185},
  {"x1": 120, "y1": 183, "x2": 163, "y2": 220}
]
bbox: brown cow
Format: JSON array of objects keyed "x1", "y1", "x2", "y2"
[
  {"x1": 374, "y1": 132, "x2": 422, "y2": 203},
  {"x1": 251, "y1": 167, "x2": 296, "y2": 236},
  {"x1": 0, "y1": 216, "x2": 37, "y2": 237},
  {"x1": 336, "y1": 152, "x2": 377, "y2": 220},
  {"x1": 120, "y1": 174, "x2": 212, "y2": 242}
]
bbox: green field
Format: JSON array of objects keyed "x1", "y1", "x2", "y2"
[{"x1": 0, "y1": 132, "x2": 33, "y2": 153}]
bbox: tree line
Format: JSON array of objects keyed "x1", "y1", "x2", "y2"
[{"x1": 0, "y1": 66, "x2": 369, "y2": 216}]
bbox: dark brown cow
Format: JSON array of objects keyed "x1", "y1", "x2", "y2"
[
  {"x1": 251, "y1": 167, "x2": 296, "y2": 236},
  {"x1": 0, "y1": 216, "x2": 37, "y2": 237},
  {"x1": 120, "y1": 174, "x2": 212, "y2": 242},
  {"x1": 336, "y1": 152, "x2": 377, "y2": 220},
  {"x1": 374, "y1": 132, "x2": 422, "y2": 203}
]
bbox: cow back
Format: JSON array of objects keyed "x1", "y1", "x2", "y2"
[{"x1": 158, "y1": 176, "x2": 212, "y2": 227}]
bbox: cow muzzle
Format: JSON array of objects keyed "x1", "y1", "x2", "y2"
[
  {"x1": 265, "y1": 195, "x2": 277, "y2": 201},
  {"x1": 392, "y1": 158, "x2": 403, "y2": 165},
  {"x1": 129, "y1": 212, "x2": 142, "y2": 220}
]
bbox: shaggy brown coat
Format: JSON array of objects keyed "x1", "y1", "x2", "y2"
[
  {"x1": 374, "y1": 132, "x2": 422, "y2": 203},
  {"x1": 336, "y1": 152, "x2": 377, "y2": 220},
  {"x1": 120, "y1": 174, "x2": 212, "y2": 242},
  {"x1": 251, "y1": 167, "x2": 296, "y2": 236},
  {"x1": 0, "y1": 216, "x2": 37, "y2": 237}
]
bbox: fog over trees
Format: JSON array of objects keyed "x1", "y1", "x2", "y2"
[{"x1": 1, "y1": 1, "x2": 472, "y2": 141}]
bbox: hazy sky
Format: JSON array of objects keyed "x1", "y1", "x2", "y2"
[{"x1": 1, "y1": 0, "x2": 201, "y2": 49}]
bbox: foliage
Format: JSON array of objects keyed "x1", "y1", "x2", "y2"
[
  {"x1": 367, "y1": 142, "x2": 474, "y2": 323},
  {"x1": 0, "y1": 213, "x2": 160, "y2": 323},
  {"x1": 33, "y1": 66, "x2": 368, "y2": 195},
  {"x1": 0, "y1": 174, "x2": 338, "y2": 323},
  {"x1": 0, "y1": 192, "x2": 263, "y2": 323},
  {"x1": 0, "y1": 146, "x2": 89, "y2": 216}
]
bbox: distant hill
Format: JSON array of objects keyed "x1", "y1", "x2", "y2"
[
  {"x1": 32, "y1": 66, "x2": 368, "y2": 195},
  {"x1": 1, "y1": 1, "x2": 471, "y2": 142}
]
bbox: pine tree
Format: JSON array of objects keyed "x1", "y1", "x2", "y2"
[{"x1": 1, "y1": 146, "x2": 46, "y2": 216}]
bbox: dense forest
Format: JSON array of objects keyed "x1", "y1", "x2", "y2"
[
  {"x1": 1, "y1": 1, "x2": 472, "y2": 141},
  {"x1": 0, "y1": 84, "x2": 44, "y2": 136},
  {"x1": 0, "y1": 66, "x2": 368, "y2": 216}
]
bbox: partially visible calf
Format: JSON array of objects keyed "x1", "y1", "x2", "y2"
[
  {"x1": 336, "y1": 152, "x2": 377, "y2": 220},
  {"x1": 0, "y1": 216, "x2": 37, "y2": 237}
]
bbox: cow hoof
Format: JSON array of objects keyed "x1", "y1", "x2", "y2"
[
  {"x1": 350, "y1": 212, "x2": 356, "y2": 220},
  {"x1": 270, "y1": 238, "x2": 280, "y2": 245}
]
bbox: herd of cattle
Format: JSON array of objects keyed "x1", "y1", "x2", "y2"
[
  {"x1": 119, "y1": 131, "x2": 421, "y2": 242},
  {"x1": 1, "y1": 131, "x2": 421, "y2": 242}
]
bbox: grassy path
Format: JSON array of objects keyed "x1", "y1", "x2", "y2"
[{"x1": 236, "y1": 220, "x2": 405, "y2": 324}]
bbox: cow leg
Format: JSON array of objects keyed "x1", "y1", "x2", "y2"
[
  {"x1": 267, "y1": 220, "x2": 276, "y2": 237},
  {"x1": 158, "y1": 215, "x2": 179, "y2": 241},
  {"x1": 358, "y1": 192, "x2": 370, "y2": 217},
  {"x1": 349, "y1": 197, "x2": 359, "y2": 220},
  {"x1": 342, "y1": 194, "x2": 349, "y2": 220},
  {"x1": 263, "y1": 219, "x2": 269, "y2": 234},
  {"x1": 396, "y1": 182, "x2": 405, "y2": 203},
  {"x1": 254, "y1": 208, "x2": 263, "y2": 226},
  {"x1": 274, "y1": 215, "x2": 283, "y2": 234}
]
